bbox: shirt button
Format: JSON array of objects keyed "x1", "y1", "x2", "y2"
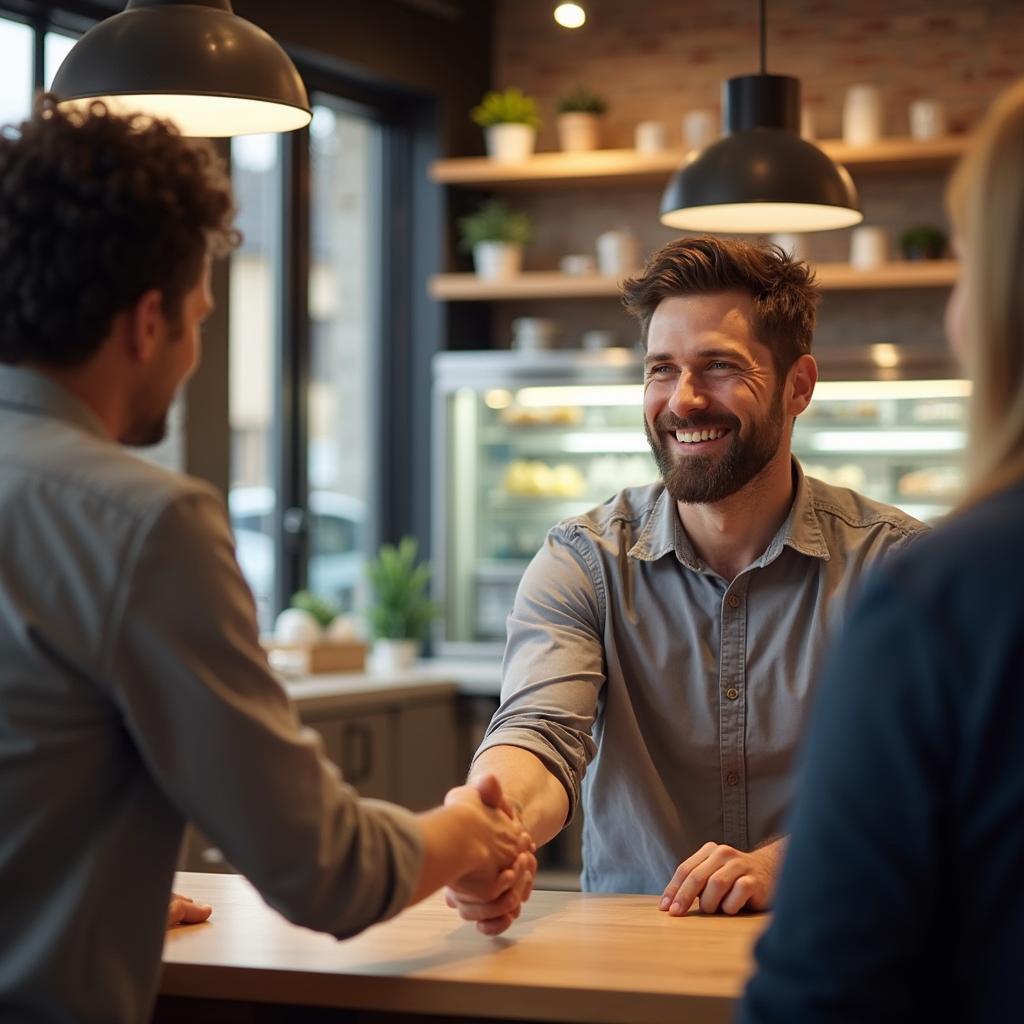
[
  {"x1": 725, "y1": 687, "x2": 739, "y2": 700},
  {"x1": 727, "y1": 593, "x2": 741, "y2": 609},
  {"x1": 726, "y1": 772, "x2": 740, "y2": 786}
]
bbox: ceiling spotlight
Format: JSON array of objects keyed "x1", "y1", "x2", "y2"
[{"x1": 554, "y1": 3, "x2": 586, "y2": 29}]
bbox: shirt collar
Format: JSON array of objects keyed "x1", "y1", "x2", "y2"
[
  {"x1": 0, "y1": 364, "x2": 109, "y2": 441},
  {"x1": 627, "y1": 459, "x2": 830, "y2": 570}
]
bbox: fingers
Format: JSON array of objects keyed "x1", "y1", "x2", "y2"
[
  {"x1": 166, "y1": 893, "x2": 212, "y2": 928},
  {"x1": 719, "y1": 874, "x2": 759, "y2": 915},
  {"x1": 446, "y1": 848, "x2": 537, "y2": 935},
  {"x1": 659, "y1": 844, "x2": 767, "y2": 916},
  {"x1": 660, "y1": 841, "x2": 717, "y2": 913},
  {"x1": 471, "y1": 773, "x2": 507, "y2": 814}
]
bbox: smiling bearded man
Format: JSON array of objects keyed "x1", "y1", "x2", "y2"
[{"x1": 442, "y1": 235, "x2": 929, "y2": 937}]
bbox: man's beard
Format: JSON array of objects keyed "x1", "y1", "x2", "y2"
[
  {"x1": 122, "y1": 410, "x2": 169, "y2": 448},
  {"x1": 644, "y1": 389, "x2": 786, "y2": 504}
]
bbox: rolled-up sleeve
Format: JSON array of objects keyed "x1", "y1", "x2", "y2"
[
  {"x1": 103, "y1": 486, "x2": 423, "y2": 938},
  {"x1": 474, "y1": 525, "x2": 605, "y2": 822}
]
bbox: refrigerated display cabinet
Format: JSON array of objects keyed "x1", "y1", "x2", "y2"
[{"x1": 432, "y1": 346, "x2": 968, "y2": 658}]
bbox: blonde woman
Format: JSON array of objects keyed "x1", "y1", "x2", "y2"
[{"x1": 739, "y1": 78, "x2": 1024, "y2": 1023}]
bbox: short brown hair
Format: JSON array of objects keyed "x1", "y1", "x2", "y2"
[
  {"x1": 0, "y1": 95, "x2": 240, "y2": 367},
  {"x1": 621, "y1": 236, "x2": 820, "y2": 372}
]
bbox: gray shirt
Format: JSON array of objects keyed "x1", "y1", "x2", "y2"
[
  {"x1": 0, "y1": 367, "x2": 423, "y2": 1024},
  {"x1": 476, "y1": 466, "x2": 926, "y2": 894}
]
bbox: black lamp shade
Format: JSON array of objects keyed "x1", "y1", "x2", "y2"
[
  {"x1": 51, "y1": 0, "x2": 311, "y2": 137},
  {"x1": 660, "y1": 74, "x2": 862, "y2": 233}
]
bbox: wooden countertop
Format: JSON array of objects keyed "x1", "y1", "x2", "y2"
[{"x1": 160, "y1": 872, "x2": 767, "y2": 1023}]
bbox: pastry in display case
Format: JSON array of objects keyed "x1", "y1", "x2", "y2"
[{"x1": 433, "y1": 348, "x2": 969, "y2": 657}]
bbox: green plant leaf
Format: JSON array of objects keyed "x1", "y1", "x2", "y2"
[
  {"x1": 458, "y1": 199, "x2": 534, "y2": 249},
  {"x1": 470, "y1": 87, "x2": 541, "y2": 129},
  {"x1": 556, "y1": 85, "x2": 608, "y2": 115},
  {"x1": 290, "y1": 589, "x2": 338, "y2": 628},
  {"x1": 365, "y1": 536, "x2": 440, "y2": 640}
]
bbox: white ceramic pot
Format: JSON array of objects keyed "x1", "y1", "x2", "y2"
[
  {"x1": 371, "y1": 638, "x2": 420, "y2": 674},
  {"x1": 473, "y1": 241, "x2": 523, "y2": 280},
  {"x1": 485, "y1": 123, "x2": 536, "y2": 162},
  {"x1": 557, "y1": 112, "x2": 599, "y2": 153}
]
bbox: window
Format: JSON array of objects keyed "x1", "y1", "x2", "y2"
[
  {"x1": 307, "y1": 101, "x2": 381, "y2": 613},
  {"x1": 0, "y1": 17, "x2": 32, "y2": 125},
  {"x1": 229, "y1": 133, "x2": 282, "y2": 630},
  {"x1": 43, "y1": 31, "x2": 75, "y2": 89}
]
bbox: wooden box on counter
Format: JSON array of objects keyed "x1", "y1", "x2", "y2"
[{"x1": 264, "y1": 641, "x2": 368, "y2": 674}]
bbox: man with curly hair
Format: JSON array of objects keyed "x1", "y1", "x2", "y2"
[
  {"x1": 446, "y1": 235, "x2": 928, "y2": 934},
  {"x1": 0, "y1": 99, "x2": 535, "y2": 1024}
]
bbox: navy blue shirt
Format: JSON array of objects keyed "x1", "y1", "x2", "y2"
[{"x1": 740, "y1": 480, "x2": 1024, "y2": 1023}]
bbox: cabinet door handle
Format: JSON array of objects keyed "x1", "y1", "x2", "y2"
[{"x1": 342, "y1": 723, "x2": 373, "y2": 783}]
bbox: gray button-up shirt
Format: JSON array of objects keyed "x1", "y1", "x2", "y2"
[
  {"x1": 476, "y1": 466, "x2": 926, "y2": 894},
  {"x1": 0, "y1": 367, "x2": 422, "y2": 1024}
]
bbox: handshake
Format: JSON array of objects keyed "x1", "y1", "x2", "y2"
[{"x1": 437, "y1": 774, "x2": 538, "y2": 936}]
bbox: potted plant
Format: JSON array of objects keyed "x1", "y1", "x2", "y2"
[
  {"x1": 458, "y1": 199, "x2": 533, "y2": 280},
  {"x1": 899, "y1": 224, "x2": 947, "y2": 260},
  {"x1": 556, "y1": 85, "x2": 608, "y2": 152},
  {"x1": 365, "y1": 537, "x2": 439, "y2": 673},
  {"x1": 470, "y1": 87, "x2": 541, "y2": 162}
]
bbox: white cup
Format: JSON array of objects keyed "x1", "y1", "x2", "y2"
[
  {"x1": 581, "y1": 329, "x2": 619, "y2": 350},
  {"x1": 682, "y1": 108, "x2": 717, "y2": 151},
  {"x1": 800, "y1": 105, "x2": 816, "y2": 141},
  {"x1": 843, "y1": 84, "x2": 883, "y2": 146},
  {"x1": 770, "y1": 232, "x2": 811, "y2": 261},
  {"x1": 559, "y1": 253, "x2": 596, "y2": 275},
  {"x1": 908, "y1": 99, "x2": 947, "y2": 140},
  {"x1": 849, "y1": 226, "x2": 889, "y2": 269},
  {"x1": 596, "y1": 230, "x2": 639, "y2": 277},
  {"x1": 634, "y1": 120, "x2": 667, "y2": 153},
  {"x1": 511, "y1": 317, "x2": 559, "y2": 351}
]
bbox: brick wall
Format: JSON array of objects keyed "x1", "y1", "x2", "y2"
[
  {"x1": 493, "y1": 0, "x2": 1022, "y2": 150},
  {"x1": 454, "y1": 0, "x2": 1022, "y2": 352}
]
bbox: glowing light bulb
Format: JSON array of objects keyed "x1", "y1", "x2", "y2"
[{"x1": 554, "y1": 3, "x2": 586, "y2": 29}]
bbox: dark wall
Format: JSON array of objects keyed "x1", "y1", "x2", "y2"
[{"x1": 234, "y1": 0, "x2": 492, "y2": 154}]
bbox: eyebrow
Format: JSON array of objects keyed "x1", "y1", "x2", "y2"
[{"x1": 644, "y1": 347, "x2": 747, "y2": 367}]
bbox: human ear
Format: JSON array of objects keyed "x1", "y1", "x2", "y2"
[
  {"x1": 785, "y1": 354, "x2": 818, "y2": 416},
  {"x1": 126, "y1": 288, "x2": 165, "y2": 365}
]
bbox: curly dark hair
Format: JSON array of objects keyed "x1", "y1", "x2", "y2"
[
  {"x1": 621, "y1": 236, "x2": 820, "y2": 373},
  {"x1": 0, "y1": 95, "x2": 240, "y2": 367}
]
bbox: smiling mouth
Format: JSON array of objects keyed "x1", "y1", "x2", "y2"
[{"x1": 673, "y1": 427, "x2": 730, "y2": 445}]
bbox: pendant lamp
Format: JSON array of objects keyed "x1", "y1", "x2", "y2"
[
  {"x1": 660, "y1": 0, "x2": 861, "y2": 233},
  {"x1": 51, "y1": 0, "x2": 311, "y2": 137}
]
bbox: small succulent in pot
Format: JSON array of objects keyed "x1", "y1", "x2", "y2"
[
  {"x1": 556, "y1": 85, "x2": 609, "y2": 116},
  {"x1": 458, "y1": 199, "x2": 533, "y2": 250},
  {"x1": 471, "y1": 87, "x2": 541, "y2": 128},
  {"x1": 899, "y1": 224, "x2": 948, "y2": 260},
  {"x1": 458, "y1": 199, "x2": 534, "y2": 280},
  {"x1": 555, "y1": 86, "x2": 608, "y2": 152},
  {"x1": 471, "y1": 88, "x2": 541, "y2": 161}
]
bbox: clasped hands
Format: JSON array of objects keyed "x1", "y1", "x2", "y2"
[{"x1": 443, "y1": 775, "x2": 537, "y2": 936}]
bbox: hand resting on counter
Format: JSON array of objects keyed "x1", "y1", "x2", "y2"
[
  {"x1": 660, "y1": 838, "x2": 786, "y2": 916},
  {"x1": 167, "y1": 892, "x2": 213, "y2": 928}
]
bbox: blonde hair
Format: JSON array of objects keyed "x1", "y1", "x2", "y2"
[{"x1": 947, "y1": 79, "x2": 1024, "y2": 505}]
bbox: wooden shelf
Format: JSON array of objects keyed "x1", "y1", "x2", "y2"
[
  {"x1": 429, "y1": 261, "x2": 959, "y2": 301},
  {"x1": 429, "y1": 136, "x2": 969, "y2": 189},
  {"x1": 815, "y1": 259, "x2": 959, "y2": 290}
]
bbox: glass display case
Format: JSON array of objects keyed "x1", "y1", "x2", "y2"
[{"x1": 433, "y1": 347, "x2": 968, "y2": 657}]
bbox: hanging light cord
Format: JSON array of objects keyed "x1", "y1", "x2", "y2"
[{"x1": 759, "y1": 0, "x2": 767, "y2": 74}]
